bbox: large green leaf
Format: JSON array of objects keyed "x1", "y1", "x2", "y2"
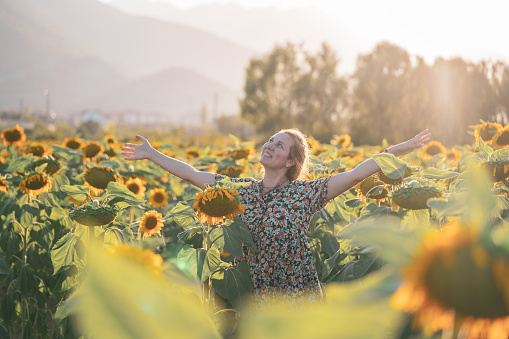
[
  {"x1": 420, "y1": 168, "x2": 459, "y2": 180},
  {"x1": 212, "y1": 261, "x2": 253, "y2": 310},
  {"x1": 51, "y1": 228, "x2": 87, "y2": 274},
  {"x1": 61, "y1": 185, "x2": 90, "y2": 202},
  {"x1": 401, "y1": 209, "x2": 430, "y2": 229},
  {"x1": 478, "y1": 137, "x2": 493, "y2": 159},
  {"x1": 176, "y1": 245, "x2": 220, "y2": 282},
  {"x1": 6, "y1": 155, "x2": 34, "y2": 173},
  {"x1": 372, "y1": 153, "x2": 408, "y2": 179},
  {"x1": 321, "y1": 249, "x2": 346, "y2": 281},
  {"x1": 220, "y1": 217, "x2": 255, "y2": 258},
  {"x1": 427, "y1": 193, "x2": 468, "y2": 218},
  {"x1": 104, "y1": 182, "x2": 146, "y2": 205},
  {"x1": 75, "y1": 245, "x2": 221, "y2": 339}
]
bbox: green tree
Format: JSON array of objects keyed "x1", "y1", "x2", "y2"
[
  {"x1": 350, "y1": 41, "x2": 415, "y2": 145},
  {"x1": 240, "y1": 42, "x2": 347, "y2": 142}
]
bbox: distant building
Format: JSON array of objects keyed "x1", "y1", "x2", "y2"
[{"x1": 81, "y1": 109, "x2": 110, "y2": 128}]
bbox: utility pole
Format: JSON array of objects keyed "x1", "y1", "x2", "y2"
[
  {"x1": 44, "y1": 89, "x2": 51, "y2": 123},
  {"x1": 19, "y1": 98, "x2": 24, "y2": 128}
]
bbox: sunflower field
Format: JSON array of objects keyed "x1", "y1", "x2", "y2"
[{"x1": 0, "y1": 121, "x2": 509, "y2": 339}]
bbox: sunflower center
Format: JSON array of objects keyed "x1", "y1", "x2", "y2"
[
  {"x1": 498, "y1": 131, "x2": 509, "y2": 145},
  {"x1": 85, "y1": 169, "x2": 116, "y2": 189},
  {"x1": 425, "y1": 145, "x2": 441, "y2": 156},
  {"x1": 4, "y1": 129, "x2": 22, "y2": 142},
  {"x1": 144, "y1": 216, "x2": 158, "y2": 230},
  {"x1": 127, "y1": 183, "x2": 140, "y2": 194},
  {"x1": 66, "y1": 140, "x2": 81, "y2": 149},
  {"x1": 85, "y1": 145, "x2": 102, "y2": 158},
  {"x1": 200, "y1": 196, "x2": 238, "y2": 217},
  {"x1": 481, "y1": 126, "x2": 499, "y2": 141},
  {"x1": 232, "y1": 150, "x2": 249, "y2": 160},
  {"x1": 425, "y1": 246, "x2": 509, "y2": 318},
  {"x1": 153, "y1": 192, "x2": 164, "y2": 203},
  {"x1": 26, "y1": 174, "x2": 48, "y2": 190}
]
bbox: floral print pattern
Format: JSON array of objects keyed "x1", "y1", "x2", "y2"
[{"x1": 215, "y1": 174, "x2": 331, "y2": 311}]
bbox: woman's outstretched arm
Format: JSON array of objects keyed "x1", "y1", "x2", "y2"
[
  {"x1": 325, "y1": 129, "x2": 431, "y2": 201},
  {"x1": 121, "y1": 135, "x2": 216, "y2": 189}
]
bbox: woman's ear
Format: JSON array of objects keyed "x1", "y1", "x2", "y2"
[{"x1": 286, "y1": 159, "x2": 295, "y2": 168}]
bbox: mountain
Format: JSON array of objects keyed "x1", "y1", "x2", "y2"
[
  {"x1": 107, "y1": 0, "x2": 364, "y2": 74},
  {"x1": 0, "y1": 0, "x2": 253, "y2": 114},
  {"x1": 89, "y1": 68, "x2": 239, "y2": 123}
]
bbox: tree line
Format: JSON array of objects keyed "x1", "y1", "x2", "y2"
[{"x1": 240, "y1": 41, "x2": 509, "y2": 146}]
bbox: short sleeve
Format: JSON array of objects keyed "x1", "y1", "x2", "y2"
[
  {"x1": 214, "y1": 174, "x2": 255, "y2": 184},
  {"x1": 298, "y1": 177, "x2": 331, "y2": 215}
]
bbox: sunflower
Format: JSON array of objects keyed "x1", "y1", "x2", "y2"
[
  {"x1": 19, "y1": 172, "x2": 52, "y2": 197},
  {"x1": 107, "y1": 244, "x2": 163, "y2": 275},
  {"x1": 492, "y1": 126, "x2": 509, "y2": 150},
  {"x1": 0, "y1": 176, "x2": 9, "y2": 192},
  {"x1": 149, "y1": 188, "x2": 169, "y2": 208},
  {"x1": 482, "y1": 159, "x2": 509, "y2": 182},
  {"x1": 355, "y1": 175, "x2": 388, "y2": 202},
  {"x1": 392, "y1": 186, "x2": 442, "y2": 210},
  {"x1": 82, "y1": 141, "x2": 104, "y2": 160},
  {"x1": 84, "y1": 167, "x2": 119, "y2": 195},
  {"x1": 390, "y1": 224, "x2": 509, "y2": 338},
  {"x1": 1, "y1": 124, "x2": 26, "y2": 147},
  {"x1": 330, "y1": 134, "x2": 351, "y2": 148},
  {"x1": 62, "y1": 137, "x2": 84, "y2": 150},
  {"x1": 139, "y1": 210, "x2": 164, "y2": 237},
  {"x1": 124, "y1": 177, "x2": 146, "y2": 197},
  {"x1": 22, "y1": 143, "x2": 50, "y2": 158},
  {"x1": 104, "y1": 135, "x2": 116, "y2": 144},
  {"x1": 30, "y1": 158, "x2": 61, "y2": 175},
  {"x1": 161, "y1": 149, "x2": 177, "y2": 158},
  {"x1": 69, "y1": 203, "x2": 117, "y2": 226},
  {"x1": 229, "y1": 147, "x2": 256, "y2": 161},
  {"x1": 444, "y1": 148, "x2": 462, "y2": 163},
  {"x1": 378, "y1": 168, "x2": 412, "y2": 186},
  {"x1": 219, "y1": 165, "x2": 248, "y2": 178},
  {"x1": 184, "y1": 147, "x2": 201, "y2": 160},
  {"x1": 422, "y1": 141, "x2": 447, "y2": 159},
  {"x1": 193, "y1": 187, "x2": 245, "y2": 225},
  {"x1": 474, "y1": 121, "x2": 503, "y2": 145}
]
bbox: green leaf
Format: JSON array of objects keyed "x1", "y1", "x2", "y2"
[
  {"x1": 212, "y1": 261, "x2": 253, "y2": 310},
  {"x1": 176, "y1": 245, "x2": 220, "y2": 282},
  {"x1": 6, "y1": 155, "x2": 34, "y2": 173},
  {"x1": 345, "y1": 198, "x2": 363, "y2": 209},
  {"x1": 61, "y1": 185, "x2": 90, "y2": 202},
  {"x1": 401, "y1": 209, "x2": 430, "y2": 229},
  {"x1": 104, "y1": 182, "x2": 146, "y2": 205},
  {"x1": 321, "y1": 249, "x2": 346, "y2": 281},
  {"x1": 478, "y1": 137, "x2": 493, "y2": 159},
  {"x1": 427, "y1": 193, "x2": 468, "y2": 218},
  {"x1": 372, "y1": 153, "x2": 408, "y2": 179},
  {"x1": 0, "y1": 252, "x2": 12, "y2": 275},
  {"x1": 51, "y1": 145, "x2": 82, "y2": 159},
  {"x1": 420, "y1": 168, "x2": 460, "y2": 180},
  {"x1": 177, "y1": 227, "x2": 202, "y2": 241},
  {"x1": 30, "y1": 223, "x2": 55, "y2": 252},
  {"x1": 74, "y1": 245, "x2": 221, "y2": 339},
  {"x1": 51, "y1": 231, "x2": 79, "y2": 275},
  {"x1": 221, "y1": 217, "x2": 255, "y2": 258}
]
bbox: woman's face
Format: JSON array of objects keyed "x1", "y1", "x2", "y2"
[{"x1": 260, "y1": 132, "x2": 295, "y2": 170}]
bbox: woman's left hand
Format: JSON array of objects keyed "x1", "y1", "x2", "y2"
[{"x1": 390, "y1": 129, "x2": 431, "y2": 156}]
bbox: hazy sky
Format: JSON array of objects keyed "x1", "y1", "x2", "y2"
[{"x1": 99, "y1": 0, "x2": 509, "y2": 64}]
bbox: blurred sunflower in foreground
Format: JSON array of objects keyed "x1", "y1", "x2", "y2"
[
  {"x1": 391, "y1": 223, "x2": 509, "y2": 338},
  {"x1": 107, "y1": 244, "x2": 163, "y2": 276},
  {"x1": 1, "y1": 124, "x2": 26, "y2": 147},
  {"x1": 193, "y1": 186, "x2": 245, "y2": 225}
]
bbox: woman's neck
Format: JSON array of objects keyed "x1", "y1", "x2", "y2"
[{"x1": 261, "y1": 173, "x2": 289, "y2": 193}]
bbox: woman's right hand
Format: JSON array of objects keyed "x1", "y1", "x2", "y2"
[{"x1": 121, "y1": 135, "x2": 154, "y2": 161}]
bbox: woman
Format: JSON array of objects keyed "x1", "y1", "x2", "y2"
[{"x1": 121, "y1": 128, "x2": 431, "y2": 311}]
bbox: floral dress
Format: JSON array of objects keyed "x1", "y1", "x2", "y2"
[{"x1": 215, "y1": 174, "x2": 331, "y2": 311}]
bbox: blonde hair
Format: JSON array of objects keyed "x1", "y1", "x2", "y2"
[{"x1": 280, "y1": 128, "x2": 310, "y2": 181}]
